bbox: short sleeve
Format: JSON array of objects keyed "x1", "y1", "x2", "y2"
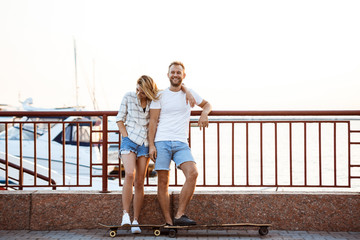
[
  {"x1": 150, "y1": 100, "x2": 161, "y2": 109},
  {"x1": 150, "y1": 92, "x2": 162, "y2": 109},
  {"x1": 189, "y1": 89, "x2": 203, "y2": 105}
]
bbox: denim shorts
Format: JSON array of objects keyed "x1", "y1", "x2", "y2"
[
  {"x1": 119, "y1": 137, "x2": 149, "y2": 158},
  {"x1": 154, "y1": 141, "x2": 195, "y2": 171}
]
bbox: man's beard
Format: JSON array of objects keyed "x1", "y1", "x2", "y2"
[{"x1": 170, "y1": 78, "x2": 182, "y2": 87}]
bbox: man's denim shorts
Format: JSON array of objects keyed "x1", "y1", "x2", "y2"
[
  {"x1": 119, "y1": 137, "x2": 149, "y2": 158},
  {"x1": 154, "y1": 141, "x2": 195, "y2": 171}
]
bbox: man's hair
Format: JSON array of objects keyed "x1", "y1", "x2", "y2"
[{"x1": 168, "y1": 61, "x2": 185, "y2": 73}]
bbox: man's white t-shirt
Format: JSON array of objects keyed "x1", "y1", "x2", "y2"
[{"x1": 150, "y1": 88, "x2": 203, "y2": 143}]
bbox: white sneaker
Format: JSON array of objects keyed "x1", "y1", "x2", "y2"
[
  {"x1": 131, "y1": 220, "x2": 141, "y2": 234},
  {"x1": 121, "y1": 212, "x2": 131, "y2": 226}
]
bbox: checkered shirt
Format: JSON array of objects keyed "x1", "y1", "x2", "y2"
[{"x1": 116, "y1": 92, "x2": 150, "y2": 146}]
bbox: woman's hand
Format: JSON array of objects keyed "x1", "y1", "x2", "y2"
[{"x1": 185, "y1": 91, "x2": 196, "y2": 108}]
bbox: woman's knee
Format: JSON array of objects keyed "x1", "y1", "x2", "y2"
[
  {"x1": 134, "y1": 176, "x2": 145, "y2": 189},
  {"x1": 124, "y1": 170, "x2": 135, "y2": 181}
]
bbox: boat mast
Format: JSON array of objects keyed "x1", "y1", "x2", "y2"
[
  {"x1": 92, "y1": 59, "x2": 99, "y2": 110},
  {"x1": 73, "y1": 37, "x2": 79, "y2": 109}
]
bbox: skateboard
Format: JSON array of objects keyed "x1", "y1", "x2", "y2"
[
  {"x1": 99, "y1": 223, "x2": 165, "y2": 238},
  {"x1": 99, "y1": 222, "x2": 271, "y2": 238}
]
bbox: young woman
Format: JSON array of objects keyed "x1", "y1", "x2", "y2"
[{"x1": 116, "y1": 75, "x2": 195, "y2": 234}]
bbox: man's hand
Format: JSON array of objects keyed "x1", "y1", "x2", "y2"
[
  {"x1": 149, "y1": 145, "x2": 157, "y2": 162},
  {"x1": 197, "y1": 100, "x2": 212, "y2": 130},
  {"x1": 198, "y1": 114, "x2": 209, "y2": 130}
]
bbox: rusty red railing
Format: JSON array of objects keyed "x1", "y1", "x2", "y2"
[{"x1": 0, "y1": 111, "x2": 360, "y2": 192}]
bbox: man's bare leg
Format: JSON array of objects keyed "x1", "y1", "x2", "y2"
[
  {"x1": 175, "y1": 162, "x2": 198, "y2": 219},
  {"x1": 157, "y1": 170, "x2": 173, "y2": 225}
]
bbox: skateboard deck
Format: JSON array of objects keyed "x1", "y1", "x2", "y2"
[
  {"x1": 99, "y1": 223, "x2": 165, "y2": 238},
  {"x1": 99, "y1": 222, "x2": 271, "y2": 238}
]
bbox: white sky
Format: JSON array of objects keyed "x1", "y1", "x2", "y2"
[{"x1": 0, "y1": 0, "x2": 359, "y2": 111}]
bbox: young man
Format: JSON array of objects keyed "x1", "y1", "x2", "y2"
[{"x1": 148, "y1": 61, "x2": 212, "y2": 226}]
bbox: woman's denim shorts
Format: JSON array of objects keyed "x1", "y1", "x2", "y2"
[{"x1": 119, "y1": 136, "x2": 149, "y2": 158}]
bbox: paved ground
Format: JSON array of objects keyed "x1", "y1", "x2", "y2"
[{"x1": 0, "y1": 229, "x2": 359, "y2": 240}]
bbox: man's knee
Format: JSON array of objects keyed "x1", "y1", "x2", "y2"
[
  {"x1": 157, "y1": 175, "x2": 169, "y2": 197},
  {"x1": 157, "y1": 171, "x2": 170, "y2": 187},
  {"x1": 187, "y1": 167, "x2": 198, "y2": 182},
  {"x1": 181, "y1": 162, "x2": 198, "y2": 181}
]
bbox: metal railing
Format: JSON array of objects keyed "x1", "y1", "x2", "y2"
[{"x1": 0, "y1": 110, "x2": 359, "y2": 192}]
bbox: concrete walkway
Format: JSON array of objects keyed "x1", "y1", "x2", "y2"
[{"x1": 0, "y1": 229, "x2": 359, "y2": 240}]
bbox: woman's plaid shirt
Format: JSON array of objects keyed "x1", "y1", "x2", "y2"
[{"x1": 116, "y1": 92, "x2": 150, "y2": 146}]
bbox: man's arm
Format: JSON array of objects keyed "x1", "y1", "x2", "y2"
[
  {"x1": 197, "y1": 100, "x2": 212, "y2": 130},
  {"x1": 148, "y1": 109, "x2": 161, "y2": 161}
]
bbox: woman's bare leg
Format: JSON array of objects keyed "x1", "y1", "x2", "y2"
[
  {"x1": 133, "y1": 156, "x2": 150, "y2": 220},
  {"x1": 121, "y1": 152, "x2": 137, "y2": 213}
]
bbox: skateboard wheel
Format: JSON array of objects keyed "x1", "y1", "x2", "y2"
[
  {"x1": 259, "y1": 226, "x2": 269, "y2": 236},
  {"x1": 153, "y1": 229, "x2": 161, "y2": 236},
  {"x1": 109, "y1": 230, "x2": 117, "y2": 238},
  {"x1": 169, "y1": 229, "x2": 177, "y2": 238}
]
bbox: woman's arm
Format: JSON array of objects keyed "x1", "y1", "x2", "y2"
[
  {"x1": 116, "y1": 121, "x2": 128, "y2": 137},
  {"x1": 181, "y1": 84, "x2": 196, "y2": 108}
]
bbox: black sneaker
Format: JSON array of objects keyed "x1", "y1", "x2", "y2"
[{"x1": 173, "y1": 215, "x2": 196, "y2": 226}]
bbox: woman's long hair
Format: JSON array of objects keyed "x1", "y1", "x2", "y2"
[{"x1": 137, "y1": 75, "x2": 160, "y2": 101}]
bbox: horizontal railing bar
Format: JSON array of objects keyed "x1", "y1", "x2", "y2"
[
  {"x1": 92, "y1": 163, "x2": 118, "y2": 166},
  {"x1": 181, "y1": 185, "x2": 352, "y2": 188},
  {"x1": 192, "y1": 110, "x2": 360, "y2": 116},
  {"x1": 190, "y1": 120, "x2": 350, "y2": 124},
  {"x1": 2, "y1": 110, "x2": 360, "y2": 117},
  {"x1": 0, "y1": 121, "x2": 93, "y2": 123},
  {"x1": 92, "y1": 175, "x2": 118, "y2": 178},
  {"x1": 0, "y1": 111, "x2": 117, "y2": 117},
  {"x1": 3, "y1": 185, "x2": 92, "y2": 188}
]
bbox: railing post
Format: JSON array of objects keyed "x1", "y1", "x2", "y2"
[{"x1": 101, "y1": 115, "x2": 110, "y2": 193}]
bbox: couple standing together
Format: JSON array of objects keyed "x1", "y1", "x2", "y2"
[{"x1": 116, "y1": 61, "x2": 212, "y2": 233}]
